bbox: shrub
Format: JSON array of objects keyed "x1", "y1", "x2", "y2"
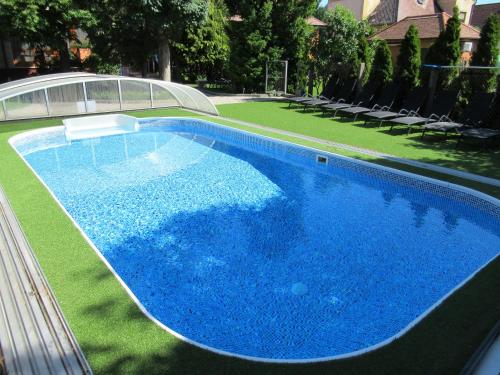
[
  {"x1": 471, "y1": 14, "x2": 500, "y2": 92},
  {"x1": 396, "y1": 24, "x2": 421, "y2": 91},
  {"x1": 370, "y1": 40, "x2": 393, "y2": 87}
]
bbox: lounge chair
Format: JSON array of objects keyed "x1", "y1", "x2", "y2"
[
  {"x1": 362, "y1": 87, "x2": 427, "y2": 127},
  {"x1": 388, "y1": 90, "x2": 459, "y2": 134},
  {"x1": 420, "y1": 92, "x2": 495, "y2": 139},
  {"x1": 301, "y1": 78, "x2": 357, "y2": 111},
  {"x1": 456, "y1": 127, "x2": 500, "y2": 148},
  {"x1": 321, "y1": 80, "x2": 378, "y2": 117},
  {"x1": 288, "y1": 76, "x2": 341, "y2": 108},
  {"x1": 337, "y1": 82, "x2": 399, "y2": 121}
]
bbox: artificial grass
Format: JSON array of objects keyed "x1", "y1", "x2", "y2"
[
  {"x1": 0, "y1": 107, "x2": 499, "y2": 374},
  {"x1": 218, "y1": 101, "x2": 500, "y2": 182}
]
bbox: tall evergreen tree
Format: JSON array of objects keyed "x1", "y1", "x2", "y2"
[
  {"x1": 396, "y1": 24, "x2": 421, "y2": 90},
  {"x1": 471, "y1": 14, "x2": 500, "y2": 92},
  {"x1": 228, "y1": 0, "x2": 281, "y2": 92},
  {"x1": 269, "y1": 0, "x2": 317, "y2": 93},
  {"x1": 370, "y1": 40, "x2": 393, "y2": 87},
  {"x1": 425, "y1": 7, "x2": 461, "y2": 85}
]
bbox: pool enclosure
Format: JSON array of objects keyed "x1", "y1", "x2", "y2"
[{"x1": 0, "y1": 73, "x2": 219, "y2": 121}]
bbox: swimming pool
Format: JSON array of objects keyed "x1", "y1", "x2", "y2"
[{"x1": 10, "y1": 117, "x2": 500, "y2": 362}]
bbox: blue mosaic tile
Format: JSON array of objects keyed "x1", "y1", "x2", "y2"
[{"x1": 14, "y1": 117, "x2": 500, "y2": 360}]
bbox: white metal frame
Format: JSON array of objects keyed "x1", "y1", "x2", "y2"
[{"x1": 0, "y1": 73, "x2": 218, "y2": 121}]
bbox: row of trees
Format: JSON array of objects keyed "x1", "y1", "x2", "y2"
[
  {"x1": 0, "y1": 0, "x2": 318, "y2": 91},
  {"x1": 362, "y1": 7, "x2": 499, "y2": 98},
  {"x1": 0, "y1": 1, "x2": 498, "y2": 93}
]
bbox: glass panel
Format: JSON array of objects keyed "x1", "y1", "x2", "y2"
[
  {"x1": 0, "y1": 101, "x2": 5, "y2": 120},
  {"x1": 152, "y1": 84, "x2": 179, "y2": 108},
  {"x1": 5, "y1": 89, "x2": 48, "y2": 119},
  {"x1": 181, "y1": 85, "x2": 218, "y2": 114},
  {"x1": 47, "y1": 83, "x2": 86, "y2": 116},
  {"x1": 85, "y1": 80, "x2": 120, "y2": 113},
  {"x1": 121, "y1": 80, "x2": 152, "y2": 110}
]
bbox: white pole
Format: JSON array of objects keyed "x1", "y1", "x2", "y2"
[
  {"x1": 149, "y1": 82, "x2": 154, "y2": 108},
  {"x1": 284, "y1": 60, "x2": 288, "y2": 94},
  {"x1": 117, "y1": 80, "x2": 123, "y2": 110},
  {"x1": 2, "y1": 100, "x2": 7, "y2": 120},
  {"x1": 82, "y1": 82, "x2": 89, "y2": 113},
  {"x1": 265, "y1": 60, "x2": 269, "y2": 93},
  {"x1": 43, "y1": 88, "x2": 51, "y2": 116}
]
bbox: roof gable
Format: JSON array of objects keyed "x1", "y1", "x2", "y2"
[{"x1": 371, "y1": 12, "x2": 480, "y2": 41}]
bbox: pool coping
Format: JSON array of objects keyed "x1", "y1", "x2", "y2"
[
  {"x1": 0, "y1": 184, "x2": 92, "y2": 374},
  {"x1": 7, "y1": 116, "x2": 500, "y2": 364},
  {"x1": 201, "y1": 111, "x2": 500, "y2": 188}
]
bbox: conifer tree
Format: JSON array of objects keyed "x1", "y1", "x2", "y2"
[
  {"x1": 396, "y1": 24, "x2": 421, "y2": 90},
  {"x1": 471, "y1": 14, "x2": 500, "y2": 92},
  {"x1": 425, "y1": 7, "x2": 461, "y2": 85},
  {"x1": 370, "y1": 40, "x2": 393, "y2": 87}
]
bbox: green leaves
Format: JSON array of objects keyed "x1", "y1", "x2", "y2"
[
  {"x1": 396, "y1": 24, "x2": 421, "y2": 90},
  {"x1": 312, "y1": 5, "x2": 372, "y2": 85},
  {"x1": 370, "y1": 40, "x2": 393, "y2": 87},
  {"x1": 471, "y1": 14, "x2": 500, "y2": 92}
]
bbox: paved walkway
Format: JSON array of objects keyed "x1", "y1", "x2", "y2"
[
  {"x1": 200, "y1": 90, "x2": 287, "y2": 105},
  {"x1": 0, "y1": 186, "x2": 91, "y2": 375}
]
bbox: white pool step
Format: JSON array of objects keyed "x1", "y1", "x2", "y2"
[{"x1": 63, "y1": 114, "x2": 138, "y2": 142}]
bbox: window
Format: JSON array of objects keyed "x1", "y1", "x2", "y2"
[{"x1": 459, "y1": 12, "x2": 467, "y2": 22}]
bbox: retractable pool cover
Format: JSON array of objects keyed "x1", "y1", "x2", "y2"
[{"x1": 0, "y1": 72, "x2": 218, "y2": 121}]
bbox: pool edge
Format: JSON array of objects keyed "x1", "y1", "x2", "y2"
[{"x1": 7, "y1": 117, "x2": 500, "y2": 364}]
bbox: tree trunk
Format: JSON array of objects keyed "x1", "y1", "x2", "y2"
[
  {"x1": 158, "y1": 36, "x2": 171, "y2": 81},
  {"x1": 59, "y1": 40, "x2": 71, "y2": 72}
]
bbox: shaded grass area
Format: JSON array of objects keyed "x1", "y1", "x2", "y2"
[
  {"x1": 0, "y1": 107, "x2": 498, "y2": 374},
  {"x1": 218, "y1": 101, "x2": 500, "y2": 181}
]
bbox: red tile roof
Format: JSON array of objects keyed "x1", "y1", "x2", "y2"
[
  {"x1": 371, "y1": 12, "x2": 481, "y2": 42},
  {"x1": 470, "y1": 3, "x2": 500, "y2": 28}
]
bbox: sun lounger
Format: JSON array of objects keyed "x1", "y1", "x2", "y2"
[
  {"x1": 388, "y1": 90, "x2": 459, "y2": 134},
  {"x1": 421, "y1": 92, "x2": 495, "y2": 139}
]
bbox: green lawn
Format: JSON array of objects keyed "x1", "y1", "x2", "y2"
[
  {"x1": 218, "y1": 101, "x2": 500, "y2": 181},
  {"x1": 0, "y1": 106, "x2": 499, "y2": 374}
]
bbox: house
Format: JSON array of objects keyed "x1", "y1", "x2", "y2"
[
  {"x1": 0, "y1": 29, "x2": 91, "y2": 83},
  {"x1": 470, "y1": 3, "x2": 500, "y2": 29},
  {"x1": 327, "y1": 0, "x2": 475, "y2": 26},
  {"x1": 371, "y1": 12, "x2": 480, "y2": 63}
]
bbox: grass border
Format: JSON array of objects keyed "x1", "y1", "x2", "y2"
[{"x1": 0, "y1": 107, "x2": 499, "y2": 374}]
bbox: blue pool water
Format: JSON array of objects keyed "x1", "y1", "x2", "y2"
[{"x1": 14, "y1": 118, "x2": 500, "y2": 360}]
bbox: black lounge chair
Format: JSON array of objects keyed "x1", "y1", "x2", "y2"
[
  {"x1": 290, "y1": 76, "x2": 342, "y2": 108},
  {"x1": 287, "y1": 93, "x2": 314, "y2": 107},
  {"x1": 456, "y1": 127, "x2": 500, "y2": 148},
  {"x1": 287, "y1": 77, "x2": 338, "y2": 107},
  {"x1": 421, "y1": 92, "x2": 495, "y2": 139},
  {"x1": 363, "y1": 87, "x2": 427, "y2": 127},
  {"x1": 321, "y1": 80, "x2": 377, "y2": 117},
  {"x1": 338, "y1": 82, "x2": 399, "y2": 121},
  {"x1": 388, "y1": 90, "x2": 459, "y2": 134},
  {"x1": 301, "y1": 78, "x2": 357, "y2": 111}
]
